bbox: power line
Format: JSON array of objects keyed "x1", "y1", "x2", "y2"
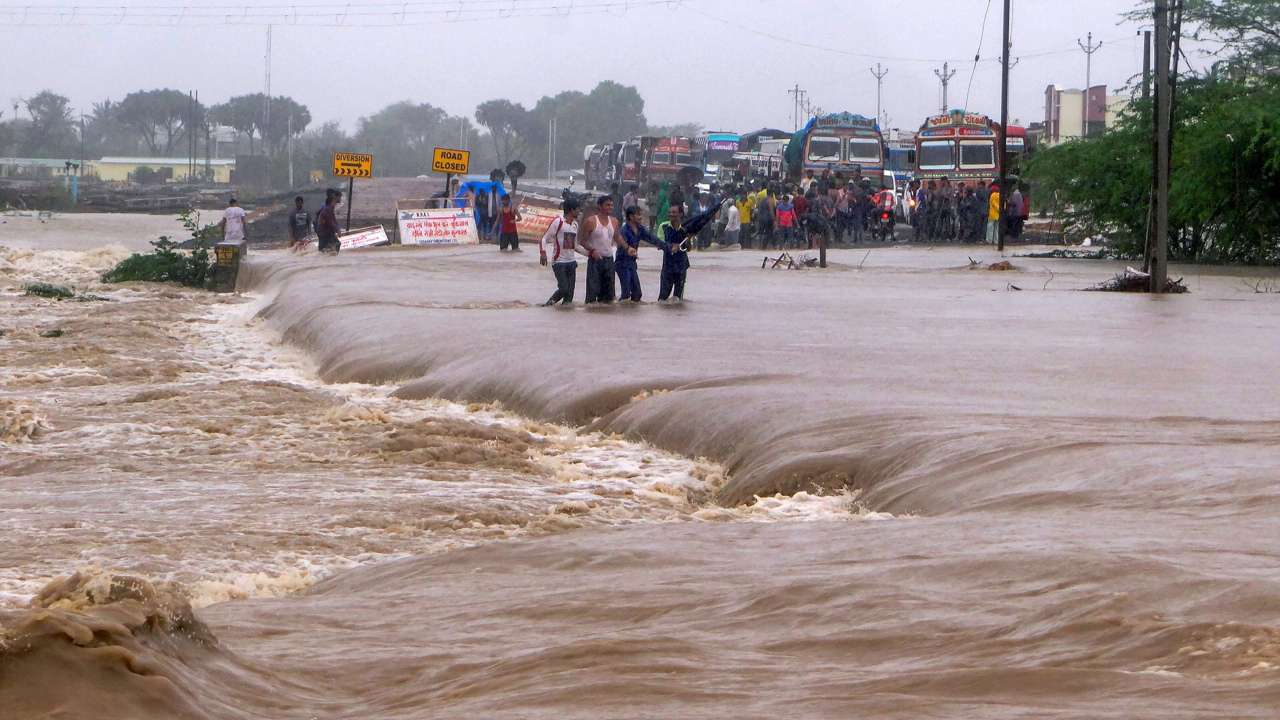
[
  {"x1": 0, "y1": 0, "x2": 689, "y2": 26},
  {"x1": 963, "y1": 0, "x2": 996, "y2": 112}
]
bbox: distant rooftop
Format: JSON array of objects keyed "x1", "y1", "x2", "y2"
[{"x1": 98, "y1": 157, "x2": 236, "y2": 166}]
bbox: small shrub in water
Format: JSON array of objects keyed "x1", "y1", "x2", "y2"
[
  {"x1": 24, "y1": 283, "x2": 76, "y2": 300},
  {"x1": 102, "y1": 238, "x2": 212, "y2": 287}
]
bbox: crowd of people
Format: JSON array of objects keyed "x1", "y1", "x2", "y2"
[
  {"x1": 905, "y1": 177, "x2": 1030, "y2": 244},
  {"x1": 598, "y1": 168, "x2": 901, "y2": 252}
]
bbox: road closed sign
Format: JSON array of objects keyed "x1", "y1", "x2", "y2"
[
  {"x1": 432, "y1": 147, "x2": 470, "y2": 175},
  {"x1": 333, "y1": 152, "x2": 373, "y2": 178}
]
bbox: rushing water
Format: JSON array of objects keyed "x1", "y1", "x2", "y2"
[{"x1": 2, "y1": 219, "x2": 1278, "y2": 718}]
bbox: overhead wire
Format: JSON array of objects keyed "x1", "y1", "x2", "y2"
[
  {"x1": 0, "y1": 0, "x2": 686, "y2": 26},
  {"x1": 963, "y1": 0, "x2": 996, "y2": 111}
]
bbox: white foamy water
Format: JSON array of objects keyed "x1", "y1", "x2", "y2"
[{"x1": 0, "y1": 245, "x2": 880, "y2": 610}]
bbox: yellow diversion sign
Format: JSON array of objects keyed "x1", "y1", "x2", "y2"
[
  {"x1": 332, "y1": 152, "x2": 373, "y2": 178},
  {"x1": 431, "y1": 147, "x2": 470, "y2": 175}
]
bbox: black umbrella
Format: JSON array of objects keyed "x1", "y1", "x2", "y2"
[
  {"x1": 505, "y1": 160, "x2": 526, "y2": 192},
  {"x1": 680, "y1": 203, "x2": 721, "y2": 236}
]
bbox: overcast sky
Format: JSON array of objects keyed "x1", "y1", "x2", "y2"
[{"x1": 1, "y1": 0, "x2": 1156, "y2": 134}]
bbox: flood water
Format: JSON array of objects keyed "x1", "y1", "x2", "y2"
[{"x1": 2, "y1": 217, "x2": 1278, "y2": 718}]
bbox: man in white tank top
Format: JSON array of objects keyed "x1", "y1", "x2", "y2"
[{"x1": 577, "y1": 195, "x2": 619, "y2": 304}]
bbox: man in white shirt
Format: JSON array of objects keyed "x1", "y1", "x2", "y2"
[
  {"x1": 218, "y1": 198, "x2": 249, "y2": 243},
  {"x1": 539, "y1": 197, "x2": 582, "y2": 306},
  {"x1": 724, "y1": 197, "x2": 741, "y2": 247}
]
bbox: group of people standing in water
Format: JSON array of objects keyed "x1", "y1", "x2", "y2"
[{"x1": 539, "y1": 194, "x2": 716, "y2": 306}]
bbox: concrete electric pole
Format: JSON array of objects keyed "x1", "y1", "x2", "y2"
[
  {"x1": 870, "y1": 64, "x2": 889, "y2": 128},
  {"x1": 934, "y1": 62, "x2": 956, "y2": 112},
  {"x1": 788, "y1": 84, "x2": 805, "y2": 131},
  {"x1": 1151, "y1": 2, "x2": 1171, "y2": 292},
  {"x1": 1077, "y1": 32, "x2": 1103, "y2": 138}
]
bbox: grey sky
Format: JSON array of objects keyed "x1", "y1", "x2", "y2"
[{"x1": 1, "y1": 0, "x2": 1153, "y2": 135}]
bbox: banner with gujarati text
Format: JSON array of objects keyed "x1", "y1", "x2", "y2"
[
  {"x1": 339, "y1": 225, "x2": 390, "y2": 250},
  {"x1": 398, "y1": 208, "x2": 479, "y2": 246}
]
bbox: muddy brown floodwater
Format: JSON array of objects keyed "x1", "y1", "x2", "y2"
[{"x1": 2, "y1": 218, "x2": 1279, "y2": 719}]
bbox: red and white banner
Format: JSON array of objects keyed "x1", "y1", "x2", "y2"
[
  {"x1": 339, "y1": 225, "x2": 391, "y2": 250},
  {"x1": 398, "y1": 208, "x2": 479, "y2": 246},
  {"x1": 514, "y1": 203, "x2": 561, "y2": 243}
]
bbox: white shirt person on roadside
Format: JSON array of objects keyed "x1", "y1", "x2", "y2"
[{"x1": 219, "y1": 198, "x2": 249, "y2": 243}]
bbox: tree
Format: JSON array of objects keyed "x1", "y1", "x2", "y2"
[
  {"x1": 117, "y1": 89, "x2": 202, "y2": 157},
  {"x1": 211, "y1": 93, "x2": 310, "y2": 157},
  {"x1": 1027, "y1": 73, "x2": 1280, "y2": 264},
  {"x1": 84, "y1": 100, "x2": 145, "y2": 156},
  {"x1": 524, "y1": 81, "x2": 650, "y2": 175},
  {"x1": 475, "y1": 99, "x2": 534, "y2": 169},
  {"x1": 22, "y1": 90, "x2": 76, "y2": 156},
  {"x1": 356, "y1": 101, "x2": 461, "y2": 176},
  {"x1": 647, "y1": 122, "x2": 705, "y2": 138},
  {"x1": 212, "y1": 94, "x2": 264, "y2": 155},
  {"x1": 1183, "y1": 0, "x2": 1280, "y2": 70},
  {"x1": 295, "y1": 120, "x2": 353, "y2": 176},
  {"x1": 260, "y1": 96, "x2": 311, "y2": 155}
]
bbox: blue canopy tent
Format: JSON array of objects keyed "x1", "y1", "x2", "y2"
[{"x1": 453, "y1": 180, "x2": 510, "y2": 230}]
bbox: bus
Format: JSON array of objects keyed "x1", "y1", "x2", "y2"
[
  {"x1": 1005, "y1": 124, "x2": 1028, "y2": 176},
  {"x1": 784, "y1": 112, "x2": 885, "y2": 185},
  {"x1": 694, "y1": 131, "x2": 740, "y2": 189},
  {"x1": 914, "y1": 110, "x2": 1003, "y2": 186}
]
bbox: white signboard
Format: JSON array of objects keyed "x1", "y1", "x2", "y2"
[
  {"x1": 397, "y1": 208, "x2": 479, "y2": 246},
  {"x1": 339, "y1": 225, "x2": 391, "y2": 250}
]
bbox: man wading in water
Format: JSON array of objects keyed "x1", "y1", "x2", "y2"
[
  {"x1": 539, "y1": 197, "x2": 581, "y2": 306},
  {"x1": 617, "y1": 205, "x2": 659, "y2": 303},
  {"x1": 316, "y1": 189, "x2": 344, "y2": 255},
  {"x1": 288, "y1": 196, "x2": 311, "y2": 252},
  {"x1": 577, "y1": 195, "x2": 619, "y2": 304}
]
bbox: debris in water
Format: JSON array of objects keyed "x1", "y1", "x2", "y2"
[
  {"x1": 1086, "y1": 267, "x2": 1189, "y2": 293},
  {"x1": 1016, "y1": 248, "x2": 1113, "y2": 260},
  {"x1": 23, "y1": 282, "x2": 75, "y2": 300},
  {"x1": 988, "y1": 260, "x2": 1016, "y2": 271},
  {"x1": 38, "y1": 328, "x2": 64, "y2": 338},
  {"x1": 762, "y1": 253, "x2": 818, "y2": 270}
]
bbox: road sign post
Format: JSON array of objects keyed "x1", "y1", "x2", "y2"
[
  {"x1": 333, "y1": 152, "x2": 373, "y2": 232},
  {"x1": 432, "y1": 147, "x2": 471, "y2": 208}
]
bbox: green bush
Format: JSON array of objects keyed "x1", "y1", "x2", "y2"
[
  {"x1": 102, "y1": 237, "x2": 211, "y2": 286},
  {"x1": 101, "y1": 209, "x2": 220, "y2": 287}
]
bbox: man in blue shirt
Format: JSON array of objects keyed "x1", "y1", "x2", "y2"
[{"x1": 617, "y1": 205, "x2": 660, "y2": 302}]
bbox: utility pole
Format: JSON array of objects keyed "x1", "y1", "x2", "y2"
[
  {"x1": 1077, "y1": 32, "x2": 1103, "y2": 138},
  {"x1": 287, "y1": 113, "x2": 294, "y2": 189},
  {"x1": 264, "y1": 24, "x2": 273, "y2": 157},
  {"x1": 870, "y1": 64, "x2": 889, "y2": 129},
  {"x1": 1141, "y1": 30, "x2": 1152, "y2": 102},
  {"x1": 548, "y1": 116, "x2": 556, "y2": 182},
  {"x1": 787, "y1": 84, "x2": 804, "y2": 131},
  {"x1": 1151, "y1": 1, "x2": 1170, "y2": 292},
  {"x1": 997, "y1": 0, "x2": 1011, "y2": 253},
  {"x1": 1141, "y1": 28, "x2": 1153, "y2": 271},
  {"x1": 934, "y1": 62, "x2": 956, "y2": 112}
]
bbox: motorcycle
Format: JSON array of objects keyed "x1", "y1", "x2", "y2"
[{"x1": 874, "y1": 207, "x2": 895, "y2": 242}]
